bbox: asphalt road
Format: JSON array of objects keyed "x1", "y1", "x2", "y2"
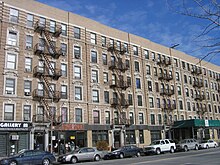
[{"x1": 57, "y1": 147, "x2": 220, "y2": 165}]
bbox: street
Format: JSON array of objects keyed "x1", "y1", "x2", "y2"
[{"x1": 57, "y1": 148, "x2": 220, "y2": 165}]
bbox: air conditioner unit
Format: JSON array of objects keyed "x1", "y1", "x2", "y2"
[
  {"x1": 75, "y1": 55, "x2": 80, "y2": 59},
  {"x1": 24, "y1": 92, "x2": 31, "y2": 96},
  {"x1": 6, "y1": 90, "x2": 13, "y2": 94}
]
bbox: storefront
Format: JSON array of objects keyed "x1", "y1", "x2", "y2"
[
  {"x1": 0, "y1": 122, "x2": 32, "y2": 157},
  {"x1": 172, "y1": 119, "x2": 220, "y2": 141}
]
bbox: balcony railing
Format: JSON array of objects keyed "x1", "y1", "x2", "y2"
[
  {"x1": 110, "y1": 98, "x2": 130, "y2": 108},
  {"x1": 32, "y1": 89, "x2": 61, "y2": 102},
  {"x1": 161, "y1": 103, "x2": 176, "y2": 110},
  {"x1": 33, "y1": 66, "x2": 62, "y2": 80},
  {"x1": 158, "y1": 73, "x2": 173, "y2": 81},
  {"x1": 34, "y1": 21, "x2": 62, "y2": 37},
  {"x1": 194, "y1": 94, "x2": 205, "y2": 101},
  {"x1": 160, "y1": 89, "x2": 174, "y2": 96},
  {"x1": 109, "y1": 80, "x2": 130, "y2": 89},
  {"x1": 108, "y1": 61, "x2": 129, "y2": 72},
  {"x1": 191, "y1": 68, "x2": 202, "y2": 75},
  {"x1": 157, "y1": 58, "x2": 172, "y2": 66},
  {"x1": 193, "y1": 81, "x2": 204, "y2": 88}
]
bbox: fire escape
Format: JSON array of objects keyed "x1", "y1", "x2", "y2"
[
  {"x1": 108, "y1": 43, "x2": 130, "y2": 127},
  {"x1": 191, "y1": 66, "x2": 206, "y2": 118},
  {"x1": 157, "y1": 56, "x2": 176, "y2": 126},
  {"x1": 32, "y1": 21, "x2": 63, "y2": 126}
]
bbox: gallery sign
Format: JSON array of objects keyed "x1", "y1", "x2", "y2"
[{"x1": 0, "y1": 122, "x2": 31, "y2": 130}]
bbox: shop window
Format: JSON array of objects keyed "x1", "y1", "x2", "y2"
[
  {"x1": 92, "y1": 131, "x2": 108, "y2": 147},
  {"x1": 126, "y1": 130, "x2": 136, "y2": 144},
  {"x1": 139, "y1": 130, "x2": 144, "y2": 144}
]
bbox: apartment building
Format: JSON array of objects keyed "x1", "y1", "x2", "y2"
[{"x1": 0, "y1": 0, "x2": 219, "y2": 156}]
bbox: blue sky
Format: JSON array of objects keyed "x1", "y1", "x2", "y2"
[{"x1": 36, "y1": 0, "x2": 220, "y2": 66}]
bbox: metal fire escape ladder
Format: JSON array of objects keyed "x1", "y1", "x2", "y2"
[{"x1": 108, "y1": 43, "x2": 130, "y2": 126}]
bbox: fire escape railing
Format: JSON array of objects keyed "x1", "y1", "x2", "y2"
[{"x1": 32, "y1": 21, "x2": 62, "y2": 124}]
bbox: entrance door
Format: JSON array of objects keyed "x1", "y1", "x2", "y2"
[
  {"x1": 114, "y1": 131, "x2": 121, "y2": 149},
  {"x1": 34, "y1": 132, "x2": 45, "y2": 150}
]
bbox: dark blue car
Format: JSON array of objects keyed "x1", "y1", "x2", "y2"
[
  {"x1": 0, "y1": 149, "x2": 56, "y2": 165},
  {"x1": 103, "y1": 145, "x2": 142, "y2": 159}
]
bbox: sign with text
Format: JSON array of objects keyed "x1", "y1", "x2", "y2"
[
  {"x1": 0, "y1": 122, "x2": 31, "y2": 130},
  {"x1": 57, "y1": 124, "x2": 84, "y2": 130}
]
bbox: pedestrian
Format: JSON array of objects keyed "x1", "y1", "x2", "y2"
[{"x1": 60, "y1": 142, "x2": 65, "y2": 154}]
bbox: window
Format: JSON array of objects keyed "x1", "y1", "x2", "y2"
[
  {"x1": 125, "y1": 59, "x2": 130, "y2": 69},
  {"x1": 158, "y1": 114, "x2": 162, "y2": 125},
  {"x1": 182, "y1": 61, "x2": 185, "y2": 69},
  {"x1": 137, "y1": 95, "x2": 142, "y2": 106},
  {"x1": 4, "y1": 104, "x2": 14, "y2": 120},
  {"x1": 75, "y1": 86, "x2": 82, "y2": 100},
  {"x1": 174, "y1": 58, "x2": 178, "y2": 67},
  {"x1": 179, "y1": 100, "x2": 183, "y2": 110},
  {"x1": 105, "y1": 111, "x2": 110, "y2": 124},
  {"x1": 27, "y1": 14, "x2": 33, "y2": 27},
  {"x1": 156, "y1": 98, "x2": 160, "y2": 108},
  {"x1": 177, "y1": 86, "x2": 181, "y2": 95},
  {"x1": 187, "y1": 102, "x2": 191, "y2": 111},
  {"x1": 184, "y1": 75, "x2": 187, "y2": 83},
  {"x1": 50, "y1": 20, "x2": 56, "y2": 33},
  {"x1": 61, "y1": 63, "x2": 67, "y2": 77},
  {"x1": 91, "y1": 70, "x2": 98, "y2": 83},
  {"x1": 176, "y1": 72, "x2": 180, "y2": 81},
  {"x1": 5, "y1": 78, "x2": 15, "y2": 94},
  {"x1": 91, "y1": 51, "x2": 97, "y2": 63},
  {"x1": 90, "y1": 33, "x2": 96, "y2": 44},
  {"x1": 129, "y1": 112, "x2": 134, "y2": 124},
  {"x1": 26, "y1": 35, "x2": 33, "y2": 49},
  {"x1": 74, "y1": 66, "x2": 81, "y2": 79},
  {"x1": 136, "y1": 78, "x2": 141, "y2": 89},
  {"x1": 139, "y1": 113, "x2": 144, "y2": 124},
  {"x1": 74, "y1": 27, "x2": 80, "y2": 39},
  {"x1": 6, "y1": 53, "x2": 17, "y2": 69},
  {"x1": 101, "y1": 36, "x2": 106, "y2": 47},
  {"x1": 134, "y1": 61, "x2": 139, "y2": 72},
  {"x1": 24, "y1": 80, "x2": 31, "y2": 96},
  {"x1": 75, "y1": 108, "x2": 83, "y2": 122},
  {"x1": 127, "y1": 76, "x2": 131, "y2": 86},
  {"x1": 92, "y1": 90, "x2": 99, "y2": 103},
  {"x1": 9, "y1": 8, "x2": 19, "y2": 23},
  {"x1": 144, "y1": 50, "x2": 149, "y2": 59},
  {"x1": 23, "y1": 105, "x2": 31, "y2": 121},
  {"x1": 61, "y1": 85, "x2": 67, "y2": 99},
  {"x1": 103, "y1": 72, "x2": 108, "y2": 83},
  {"x1": 39, "y1": 17, "x2": 46, "y2": 27},
  {"x1": 133, "y1": 46, "x2": 138, "y2": 55},
  {"x1": 124, "y1": 43, "x2": 128, "y2": 53},
  {"x1": 74, "y1": 46, "x2": 81, "y2": 59},
  {"x1": 185, "y1": 88, "x2": 189, "y2": 97},
  {"x1": 151, "y1": 52, "x2": 155, "y2": 61},
  {"x1": 151, "y1": 114, "x2": 155, "y2": 125},
  {"x1": 25, "y1": 57, "x2": 32, "y2": 72},
  {"x1": 146, "y1": 65, "x2": 151, "y2": 75},
  {"x1": 61, "y1": 43, "x2": 67, "y2": 55},
  {"x1": 148, "y1": 81, "x2": 152, "y2": 91},
  {"x1": 149, "y1": 97, "x2": 154, "y2": 108},
  {"x1": 128, "y1": 94, "x2": 133, "y2": 105},
  {"x1": 93, "y1": 110, "x2": 100, "y2": 124},
  {"x1": 8, "y1": 31, "x2": 17, "y2": 46},
  {"x1": 61, "y1": 24, "x2": 67, "y2": 36},
  {"x1": 61, "y1": 107, "x2": 68, "y2": 122},
  {"x1": 104, "y1": 91, "x2": 109, "y2": 104},
  {"x1": 102, "y1": 54, "x2": 107, "y2": 65},
  {"x1": 155, "y1": 82, "x2": 159, "y2": 92},
  {"x1": 189, "y1": 76, "x2": 192, "y2": 84}
]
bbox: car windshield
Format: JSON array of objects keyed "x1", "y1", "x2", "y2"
[
  {"x1": 151, "y1": 140, "x2": 160, "y2": 145},
  {"x1": 71, "y1": 148, "x2": 80, "y2": 153}
]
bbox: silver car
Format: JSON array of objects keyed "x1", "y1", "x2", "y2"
[
  {"x1": 57, "y1": 147, "x2": 105, "y2": 164},
  {"x1": 176, "y1": 139, "x2": 199, "y2": 151}
]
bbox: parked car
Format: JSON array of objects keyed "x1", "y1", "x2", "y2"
[
  {"x1": 0, "y1": 149, "x2": 56, "y2": 165},
  {"x1": 199, "y1": 139, "x2": 218, "y2": 149},
  {"x1": 143, "y1": 139, "x2": 176, "y2": 155},
  {"x1": 57, "y1": 147, "x2": 105, "y2": 164},
  {"x1": 176, "y1": 139, "x2": 199, "y2": 151},
  {"x1": 103, "y1": 145, "x2": 142, "y2": 159}
]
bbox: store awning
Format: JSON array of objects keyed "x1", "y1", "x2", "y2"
[{"x1": 172, "y1": 119, "x2": 220, "y2": 129}]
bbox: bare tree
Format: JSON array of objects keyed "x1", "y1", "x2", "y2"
[{"x1": 167, "y1": 0, "x2": 220, "y2": 64}]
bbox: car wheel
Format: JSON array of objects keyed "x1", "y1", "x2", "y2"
[
  {"x1": 94, "y1": 155, "x2": 101, "y2": 161},
  {"x1": 170, "y1": 147, "x2": 175, "y2": 153},
  {"x1": 9, "y1": 161, "x2": 17, "y2": 165},
  {"x1": 156, "y1": 148, "x2": 161, "y2": 155},
  {"x1": 206, "y1": 145, "x2": 209, "y2": 149},
  {"x1": 184, "y1": 146, "x2": 188, "y2": 152},
  {"x1": 214, "y1": 144, "x2": 217, "y2": 148},
  {"x1": 71, "y1": 157, "x2": 77, "y2": 164},
  {"x1": 195, "y1": 145, "x2": 199, "y2": 150},
  {"x1": 136, "y1": 152, "x2": 141, "y2": 157},
  {"x1": 119, "y1": 153, "x2": 124, "y2": 159},
  {"x1": 42, "y1": 158, "x2": 50, "y2": 165}
]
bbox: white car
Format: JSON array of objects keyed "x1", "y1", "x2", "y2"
[{"x1": 199, "y1": 139, "x2": 218, "y2": 149}]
